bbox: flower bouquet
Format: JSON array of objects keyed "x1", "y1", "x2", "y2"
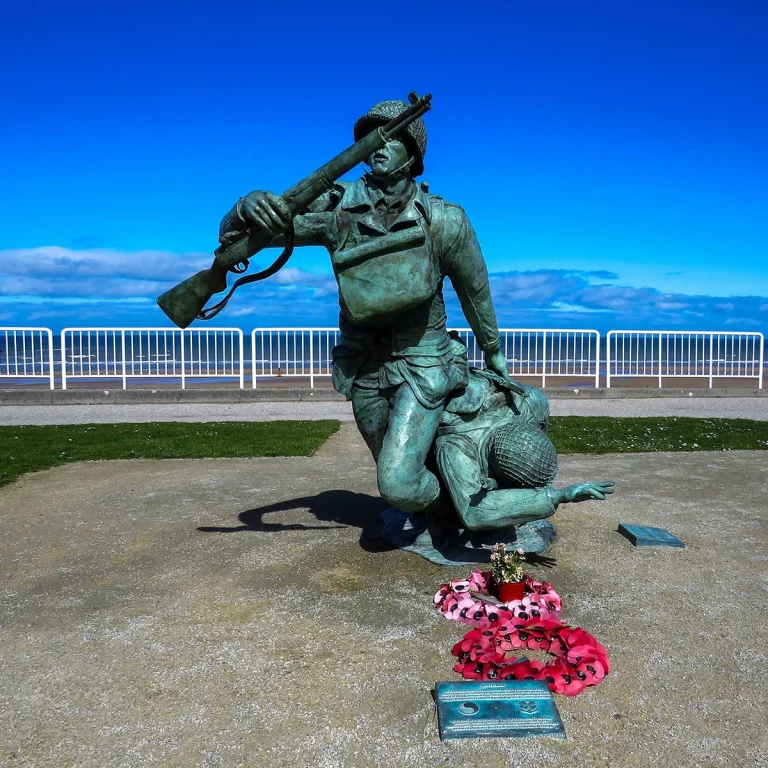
[{"x1": 489, "y1": 543, "x2": 526, "y2": 602}]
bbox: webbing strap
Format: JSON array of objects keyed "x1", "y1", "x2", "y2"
[{"x1": 198, "y1": 224, "x2": 296, "y2": 321}]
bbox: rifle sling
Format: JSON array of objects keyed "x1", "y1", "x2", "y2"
[{"x1": 197, "y1": 223, "x2": 296, "y2": 321}]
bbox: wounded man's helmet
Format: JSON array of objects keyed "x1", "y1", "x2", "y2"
[
  {"x1": 488, "y1": 421, "x2": 558, "y2": 488},
  {"x1": 354, "y1": 100, "x2": 428, "y2": 177}
]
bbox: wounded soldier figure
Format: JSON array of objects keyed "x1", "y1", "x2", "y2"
[{"x1": 384, "y1": 336, "x2": 614, "y2": 563}]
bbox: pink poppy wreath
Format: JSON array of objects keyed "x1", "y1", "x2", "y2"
[{"x1": 434, "y1": 569, "x2": 609, "y2": 696}]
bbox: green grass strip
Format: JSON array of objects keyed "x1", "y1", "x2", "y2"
[
  {"x1": 549, "y1": 416, "x2": 768, "y2": 454},
  {"x1": 1, "y1": 417, "x2": 767, "y2": 489},
  {"x1": 0, "y1": 420, "x2": 341, "y2": 487}
]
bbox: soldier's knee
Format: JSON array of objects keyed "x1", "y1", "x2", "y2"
[
  {"x1": 377, "y1": 465, "x2": 413, "y2": 506},
  {"x1": 377, "y1": 464, "x2": 437, "y2": 513}
]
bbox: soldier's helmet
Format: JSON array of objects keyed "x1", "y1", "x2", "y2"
[
  {"x1": 354, "y1": 100, "x2": 428, "y2": 177},
  {"x1": 488, "y1": 421, "x2": 558, "y2": 488}
]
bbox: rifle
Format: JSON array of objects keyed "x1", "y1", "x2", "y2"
[{"x1": 156, "y1": 92, "x2": 433, "y2": 328}]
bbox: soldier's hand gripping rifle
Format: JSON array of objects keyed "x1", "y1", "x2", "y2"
[{"x1": 156, "y1": 92, "x2": 433, "y2": 329}]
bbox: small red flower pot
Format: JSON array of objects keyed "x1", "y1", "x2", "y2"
[{"x1": 497, "y1": 581, "x2": 525, "y2": 602}]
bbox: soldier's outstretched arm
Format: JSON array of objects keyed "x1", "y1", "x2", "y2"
[
  {"x1": 219, "y1": 189, "x2": 339, "y2": 250},
  {"x1": 441, "y1": 205, "x2": 509, "y2": 380},
  {"x1": 471, "y1": 482, "x2": 614, "y2": 526}
]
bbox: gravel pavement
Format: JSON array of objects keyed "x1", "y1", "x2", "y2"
[
  {"x1": 1, "y1": 423, "x2": 766, "y2": 766},
  {"x1": 1, "y1": 397, "x2": 768, "y2": 425}
]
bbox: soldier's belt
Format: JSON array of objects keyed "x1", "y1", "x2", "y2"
[{"x1": 339, "y1": 325, "x2": 449, "y2": 354}]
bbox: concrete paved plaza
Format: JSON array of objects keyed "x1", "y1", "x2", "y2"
[{"x1": 1, "y1": 423, "x2": 766, "y2": 766}]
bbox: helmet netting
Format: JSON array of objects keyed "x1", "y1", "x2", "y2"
[{"x1": 488, "y1": 422, "x2": 558, "y2": 488}]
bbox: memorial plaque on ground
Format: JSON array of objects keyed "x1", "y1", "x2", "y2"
[
  {"x1": 618, "y1": 524, "x2": 686, "y2": 548},
  {"x1": 435, "y1": 680, "x2": 566, "y2": 740}
]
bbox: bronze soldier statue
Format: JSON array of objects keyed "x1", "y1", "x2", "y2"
[
  {"x1": 158, "y1": 95, "x2": 614, "y2": 563},
  {"x1": 216, "y1": 100, "x2": 510, "y2": 520}
]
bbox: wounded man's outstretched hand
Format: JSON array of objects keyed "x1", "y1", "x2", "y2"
[{"x1": 556, "y1": 481, "x2": 615, "y2": 504}]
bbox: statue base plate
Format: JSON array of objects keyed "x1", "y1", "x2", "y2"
[{"x1": 381, "y1": 508, "x2": 556, "y2": 567}]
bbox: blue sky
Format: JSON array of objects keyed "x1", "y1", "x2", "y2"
[{"x1": 1, "y1": 0, "x2": 766, "y2": 334}]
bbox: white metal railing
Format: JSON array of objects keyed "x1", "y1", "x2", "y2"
[
  {"x1": 606, "y1": 331, "x2": 764, "y2": 389},
  {"x1": 251, "y1": 328, "x2": 342, "y2": 388},
  {"x1": 454, "y1": 328, "x2": 600, "y2": 388},
  {"x1": 251, "y1": 327, "x2": 600, "y2": 388},
  {"x1": 0, "y1": 327, "x2": 55, "y2": 389},
  {"x1": 1, "y1": 327, "x2": 764, "y2": 390},
  {"x1": 60, "y1": 328, "x2": 244, "y2": 389}
]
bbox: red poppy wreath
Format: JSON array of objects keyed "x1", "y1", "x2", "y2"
[{"x1": 434, "y1": 569, "x2": 610, "y2": 696}]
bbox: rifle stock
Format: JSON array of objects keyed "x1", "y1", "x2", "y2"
[
  {"x1": 156, "y1": 264, "x2": 227, "y2": 329},
  {"x1": 156, "y1": 226, "x2": 273, "y2": 328}
]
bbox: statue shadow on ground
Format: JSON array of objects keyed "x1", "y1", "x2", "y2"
[{"x1": 197, "y1": 490, "x2": 395, "y2": 553}]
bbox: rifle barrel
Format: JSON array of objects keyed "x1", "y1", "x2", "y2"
[
  {"x1": 214, "y1": 94, "x2": 433, "y2": 270},
  {"x1": 281, "y1": 94, "x2": 432, "y2": 216}
]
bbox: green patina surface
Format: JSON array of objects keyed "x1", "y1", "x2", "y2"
[
  {"x1": 157, "y1": 96, "x2": 733, "y2": 561},
  {"x1": 157, "y1": 95, "x2": 519, "y2": 556}
]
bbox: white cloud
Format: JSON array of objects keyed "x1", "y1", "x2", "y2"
[
  {"x1": 272, "y1": 267, "x2": 337, "y2": 298},
  {"x1": 2, "y1": 248, "x2": 766, "y2": 334},
  {"x1": 0, "y1": 246, "x2": 211, "y2": 281},
  {"x1": 447, "y1": 268, "x2": 768, "y2": 332}
]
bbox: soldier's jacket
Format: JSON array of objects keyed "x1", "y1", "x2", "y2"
[{"x1": 220, "y1": 176, "x2": 503, "y2": 408}]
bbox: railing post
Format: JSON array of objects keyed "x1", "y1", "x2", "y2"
[
  {"x1": 252, "y1": 330, "x2": 257, "y2": 389},
  {"x1": 239, "y1": 331, "x2": 244, "y2": 389},
  {"x1": 709, "y1": 332, "x2": 714, "y2": 389},
  {"x1": 594, "y1": 332, "x2": 600, "y2": 389},
  {"x1": 759, "y1": 334, "x2": 764, "y2": 390},
  {"x1": 309, "y1": 330, "x2": 315, "y2": 389},
  {"x1": 61, "y1": 330, "x2": 68, "y2": 390},
  {"x1": 180, "y1": 331, "x2": 186, "y2": 390},
  {"x1": 658, "y1": 333, "x2": 663, "y2": 388},
  {"x1": 121, "y1": 331, "x2": 127, "y2": 389},
  {"x1": 541, "y1": 333, "x2": 547, "y2": 388},
  {"x1": 46, "y1": 330, "x2": 54, "y2": 390},
  {"x1": 606, "y1": 332, "x2": 611, "y2": 389}
]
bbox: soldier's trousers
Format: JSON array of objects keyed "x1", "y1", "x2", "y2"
[{"x1": 351, "y1": 379, "x2": 444, "y2": 514}]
